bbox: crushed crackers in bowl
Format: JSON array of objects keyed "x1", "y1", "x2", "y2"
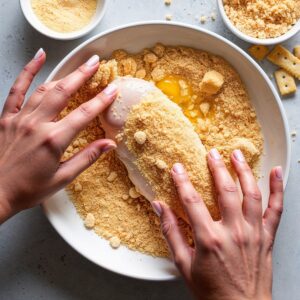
[
  {"x1": 217, "y1": 0, "x2": 300, "y2": 45},
  {"x1": 43, "y1": 22, "x2": 290, "y2": 280}
]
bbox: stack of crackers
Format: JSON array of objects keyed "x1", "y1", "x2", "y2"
[{"x1": 248, "y1": 44, "x2": 300, "y2": 96}]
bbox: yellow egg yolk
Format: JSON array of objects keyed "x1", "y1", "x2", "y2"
[{"x1": 156, "y1": 76, "x2": 192, "y2": 105}]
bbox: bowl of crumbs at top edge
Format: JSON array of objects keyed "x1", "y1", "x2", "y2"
[
  {"x1": 20, "y1": 0, "x2": 107, "y2": 40},
  {"x1": 217, "y1": 0, "x2": 300, "y2": 45}
]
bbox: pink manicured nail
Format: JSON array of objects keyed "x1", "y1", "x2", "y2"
[
  {"x1": 102, "y1": 142, "x2": 116, "y2": 153},
  {"x1": 173, "y1": 163, "x2": 185, "y2": 174},
  {"x1": 103, "y1": 83, "x2": 118, "y2": 96},
  {"x1": 85, "y1": 55, "x2": 100, "y2": 67},
  {"x1": 233, "y1": 149, "x2": 245, "y2": 162},
  {"x1": 152, "y1": 201, "x2": 162, "y2": 217},
  {"x1": 34, "y1": 48, "x2": 44, "y2": 60},
  {"x1": 275, "y1": 166, "x2": 283, "y2": 181},
  {"x1": 210, "y1": 148, "x2": 221, "y2": 160}
]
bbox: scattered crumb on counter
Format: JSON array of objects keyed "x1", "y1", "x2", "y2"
[
  {"x1": 200, "y1": 16, "x2": 207, "y2": 23},
  {"x1": 211, "y1": 12, "x2": 216, "y2": 21},
  {"x1": 165, "y1": 14, "x2": 172, "y2": 21}
]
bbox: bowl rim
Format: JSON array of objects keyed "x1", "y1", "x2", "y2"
[
  {"x1": 43, "y1": 21, "x2": 291, "y2": 280},
  {"x1": 216, "y1": 0, "x2": 300, "y2": 45},
  {"x1": 19, "y1": 0, "x2": 108, "y2": 41}
]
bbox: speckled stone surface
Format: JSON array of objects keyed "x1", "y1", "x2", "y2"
[{"x1": 0, "y1": 1, "x2": 299, "y2": 299}]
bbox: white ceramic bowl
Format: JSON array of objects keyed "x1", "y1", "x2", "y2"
[
  {"x1": 20, "y1": 0, "x2": 107, "y2": 40},
  {"x1": 217, "y1": 0, "x2": 300, "y2": 45},
  {"x1": 43, "y1": 22, "x2": 291, "y2": 281}
]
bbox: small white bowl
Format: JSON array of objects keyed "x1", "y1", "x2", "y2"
[
  {"x1": 217, "y1": 0, "x2": 300, "y2": 45},
  {"x1": 20, "y1": 0, "x2": 107, "y2": 40}
]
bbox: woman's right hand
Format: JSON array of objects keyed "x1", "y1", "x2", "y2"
[{"x1": 153, "y1": 149, "x2": 283, "y2": 300}]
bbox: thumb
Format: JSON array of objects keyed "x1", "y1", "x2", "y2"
[
  {"x1": 152, "y1": 201, "x2": 192, "y2": 281},
  {"x1": 55, "y1": 139, "x2": 116, "y2": 187}
]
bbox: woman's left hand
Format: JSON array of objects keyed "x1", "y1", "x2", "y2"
[{"x1": 0, "y1": 49, "x2": 118, "y2": 223}]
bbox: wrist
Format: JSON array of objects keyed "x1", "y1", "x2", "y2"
[{"x1": 0, "y1": 187, "x2": 15, "y2": 224}]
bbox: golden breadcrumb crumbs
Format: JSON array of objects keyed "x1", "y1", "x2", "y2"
[
  {"x1": 223, "y1": 0, "x2": 300, "y2": 39},
  {"x1": 63, "y1": 44, "x2": 263, "y2": 257},
  {"x1": 84, "y1": 213, "x2": 95, "y2": 229},
  {"x1": 124, "y1": 90, "x2": 219, "y2": 222},
  {"x1": 134, "y1": 131, "x2": 147, "y2": 145}
]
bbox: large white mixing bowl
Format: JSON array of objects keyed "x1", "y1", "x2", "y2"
[{"x1": 43, "y1": 22, "x2": 291, "y2": 281}]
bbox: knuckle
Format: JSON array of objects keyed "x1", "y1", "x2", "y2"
[
  {"x1": 232, "y1": 225, "x2": 249, "y2": 247},
  {"x1": 245, "y1": 190, "x2": 262, "y2": 202},
  {"x1": 174, "y1": 174, "x2": 189, "y2": 187},
  {"x1": 173, "y1": 253, "x2": 186, "y2": 268},
  {"x1": 0, "y1": 117, "x2": 10, "y2": 129},
  {"x1": 200, "y1": 234, "x2": 222, "y2": 253},
  {"x1": 23, "y1": 65, "x2": 35, "y2": 79},
  {"x1": 211, "y1": 159, "x2": 226, "y2": 171},
  {"x1": 35, "y1": 84, "x2": 48, "y2": 94},
  {"x1": 272, "y1": 202, "x2": 283, "y2": 217},
  {"x1": 221, "y1": 183, "x2": 238, "y2": 194},
  {"x1": 253, "y1": 232, "x2": 263, "y2": 247},
  {"x1": 19, "y1": 119, "x2": 37, "y2": 135},
  {"x1": 78, "y1": 65, "x2": 91, "y2": 75},
  {"x1": 44, "y1": 131, "x2": 60, "y2": 150},
  {"x1": 54, "y1": 82, "x2": 71, "y2": 98},
  {"x1": 86, "y1": 148, "x2": 100, "y2": 165},
  {"x1": 79, "y1": 102, "x2": 92, "y2": 117},
  {"x1": 161, "y1": 221, "x2": 174, "y2": 237},
  {"x1": 9, "y1": 86, "x2": 25, "y2": 97},
  {"x1": 58, "y1": 171, "x2": 73, "y2": 187},
  {"x1": 181, "y1": 192, "x2": 200, "y2": 204}
]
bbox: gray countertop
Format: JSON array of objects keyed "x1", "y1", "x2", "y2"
[{"x1": 0, "y1": 1, "x2": 299, "y2": 299}]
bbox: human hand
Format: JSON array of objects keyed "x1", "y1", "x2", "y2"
[
  {"x1": 0, "y1": 49, "x2": 118, "y2": 223},
  {"x1": 152, "y1": 149, "x2": 283, "y2": 300}
]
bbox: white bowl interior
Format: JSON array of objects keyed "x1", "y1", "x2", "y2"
[
  {"x1": 43, "y1": 23, "x2": 290, "y2": 281},
  {"x1": 20, "y1": 0, "x2": 107, "y2": 40},
  {"x1": 217, "y1": 0, "x2": 300, "y2": 45}
]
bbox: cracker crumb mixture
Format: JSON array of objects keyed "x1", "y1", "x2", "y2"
[
  {"x1": 223, "y1": 0, "x2": 300, "y2": 39},
  {"x1": 31, "y1": 0, "x2": 98, "y2": 33},
  {"x1": 63, "y1": 44, "x2": 263, "y2": 257},
  {"x1": 124, "y1": 90, "x2": 219, "y2": 221}
]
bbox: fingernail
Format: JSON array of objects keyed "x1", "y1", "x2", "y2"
[
  {"x1": 210, "y1": 148, "x2": 221, "y2": 160},
  {"x1": 152, "y1": 201, "x2": 162, "y2": 217},
  {"x1": 103, "y1": 83, "x2": 118, "y2": 96},
  {"x1": 85, "y1": 55, "x2": 100, "y2": 67},
  {"x1": 275, "y1": 166, "x2": 283, "y2": 181},
  {"x1": 173, "y1": 163, "x2": 185, "y2": 174},
  {"x1": 233, "y1": 149, "x2": 245, "y2": 162},
  {"x1": 34, "y1": 48, "x2": 44, "y2": 60},
  {"x1": 102, "y1": 142, "x2": 116, "y2": 153}
]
